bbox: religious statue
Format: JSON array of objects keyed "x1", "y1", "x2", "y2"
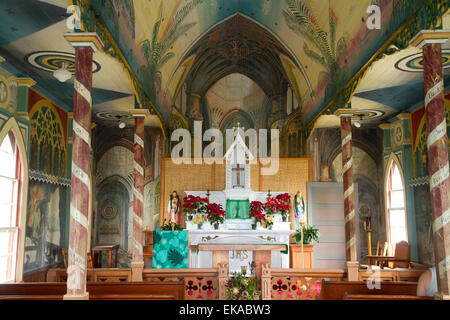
[
  {"x1": 294, "y1": 190, "x2": 306, "y2": 230},
  {"x1": 167, "y1": 191, "x2": 181, "y2": 224}
]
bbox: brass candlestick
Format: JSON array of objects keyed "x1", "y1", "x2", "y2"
[
  {"x1": 363, "y1": 217, "x2": 372, "y2": 256},
  {"x1": 300, "y1": 221, "x2": 305, "y2": 268},
  {"x1": 206, "y1": 189, "x2": 210, "y2": 201}
]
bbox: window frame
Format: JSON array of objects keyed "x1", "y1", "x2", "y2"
[{"x1": 384, "y1": 154, "x2": 408, "y2": 245}]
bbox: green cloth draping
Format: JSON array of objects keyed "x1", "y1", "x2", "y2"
[{"x1": 226, "y1": 199, "x2": 250, "y2": 219}]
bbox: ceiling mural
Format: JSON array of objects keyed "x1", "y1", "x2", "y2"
[
  {"x1": 0, "y1": 0, "x2": 446, "y2": 133},
  {"x1": 84, "y1": 0, "x2": 433, "y2": 128}
]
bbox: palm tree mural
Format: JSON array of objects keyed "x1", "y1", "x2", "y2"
[
  {"x1": 283, "y1": 0, "x2": 347, "y2": 98},
  {"x1": 140, "y1": 0, "x2": 203, "y2": 93}
]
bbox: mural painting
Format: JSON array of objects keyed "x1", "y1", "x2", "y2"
[{"x1": 24, "y1": 181, "x2": 67, "y2": 274}]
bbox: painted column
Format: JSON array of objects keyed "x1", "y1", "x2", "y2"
[
  {"x1": 63, "y1": 33, "x2": 103, "y2": 300},
  {"x1": 410, "y1": 30, "x2": 450, "y2": 298},
  {"x1": 15, "y1": 78, "x2": 36, "y2": 121},
  {"x1": 130, "y1": 109, "x2": 149, "y2": 281},
  {"x1": 335, "y1": 110, "x2": 358, "y2": 280}
]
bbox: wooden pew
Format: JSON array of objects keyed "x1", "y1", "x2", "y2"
[
  {"x1": 0, "y1": 281, "x2": 185, "y2": 300},
  {"x1": 343, "y1": 293, "x2": 434, "y2": 300},
  {"x1": 319, "y1": 280, "x2": 418, "y2": 300}
]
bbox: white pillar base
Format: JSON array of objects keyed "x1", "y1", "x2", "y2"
[
  {"x1": 63, "y1": 292, "x2": 89, "y2": 300},
  {"x1": 346, "y1": 260, "x2": 359, "y2": 281},
  {"x1": 131, "y1": 261, "x2": 145, "y2": 282}
]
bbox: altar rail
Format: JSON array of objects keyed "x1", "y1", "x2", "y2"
[
  {"x1": 262, "y1": 264, "x2": 347, "y2": 300},
  {"x1": 45, "y1": 265, "x2": 228, "y2": 300},
  {"x1": 0, "y1": 282, "x2": 185, "y2": 300}
]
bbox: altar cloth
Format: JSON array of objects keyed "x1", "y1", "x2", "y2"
[{"x1": 152, "y1": 230, "x2": 189, "y2": 269}]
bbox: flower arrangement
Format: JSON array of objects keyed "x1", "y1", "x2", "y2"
[
  {"x1": 275, "y1": 193, "x2": 291, "y2": 220},
  {"x1": 182, "y1": 195, "x2": 209, "y2": 220},
  {"x1": 206, "y1": 202, "x2": 226, "y2": 228},
  {"x1": 249, "y1": 201, "x2": 266, "y2": 225},
  {"x1": 264, "y1": 197, "x2": 279, "y2": 215},
  {"x1": 161, "y1": 220, "x2": 183, "y2": 231},
  {"x1": 294, "y1": 225, "x2": 320, "y2": 244},
  {"x1": 226, "y1": 262, "x2": 261, "y2": 300},
  {"x1": 262, "y1": 214, "x2": 275, "y2": 229},
  {"x1": 192, "y1": 214, "x2": 207, "y2": 225}
]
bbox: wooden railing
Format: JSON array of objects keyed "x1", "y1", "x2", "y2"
[
  {"x1": 262, "y1": 264, "x2": 347, "y2": 300},
  {"x1": 0, "y1": 282, "x2": 185, "y2": 300}
]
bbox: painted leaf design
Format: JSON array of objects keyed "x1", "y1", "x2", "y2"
[
  {"x1": 153, "y1": 231, "x2": 162, "y2": 244},
  {"x1": 168, "y1": 248, "x2": 184, "y2": 266}
]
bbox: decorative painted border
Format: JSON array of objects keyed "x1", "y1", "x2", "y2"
[{"x1": 29, "y1": 170, "x2": 71, "y2": 187}]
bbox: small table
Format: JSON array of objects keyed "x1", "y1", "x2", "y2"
[{"x1": 91, "y1": 245, "x2": 120, "y2": 268}]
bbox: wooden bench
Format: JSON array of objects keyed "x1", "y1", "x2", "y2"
[
  {"x1": 0, "y1": 281, "x2": 185, "y2": 300},
  {"x1": 343, "y1": 293, "x2": 434, "y2": 300},
  {"x1": 319, "y1": 280, "x2": 418, "y2": 300}
]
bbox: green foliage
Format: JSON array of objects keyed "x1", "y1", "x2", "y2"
[
  {"x1": 161, "y1": 222, "x2": 183, "y2": 230},
  {"x1": 283, "y1": 0, "x2": 346, "y2": 74},
  {"x1": 294, "y1": 225, "x2": 320, "y2": 244},
  {"x1": 141, "y1": 0, "x2": 204, "y2": 88},
  {"x1": 226, "y1": 272, "x2": 261, "y2": 300},
  {"x1": 168, "y1": 248, "x2": 184, "y2": 266}
]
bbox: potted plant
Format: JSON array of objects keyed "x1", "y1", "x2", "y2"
[
  {"x1": 225, "y1": 262, "x2": 261, "y2": 300},
  {"x1": 161, "y1": 220, "x2": 183, "y2": 231},
  {"x1": 206, "y1": 202, "x2": 226, "y2": 229},
  {"x1": 262, "y1": 214, "x2": 274, "y2": 230},
  {"x1": 192, "y1": 214, "x2": 207, "y2": 229},
  {"x1": 294, "y1": 225, "x2": 320, "y2": 244},
  {"x1": 182, "y1": 195, "x2": 209, "y2": 220},
  {"x1": 275, "y1": 193, "x2": 291, "y2": 222},
  {"x1": 264, "y1": 197, "x2": 278, "y2": 216},
  {"x1": 250, "y1": 201, "x2": 265, "y2": 230}
]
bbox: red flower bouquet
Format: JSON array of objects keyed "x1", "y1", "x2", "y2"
[
  {"x1": 182, "y1": 195, "x2": 209, "y2": 219},
  {"x1": 275, "y1": 193, "x2": 291, "y2": 219},
  {"x1": 250, "y1": 201, "x2": 266, "y2": 223},
  {"x1": 206, "y1": 202, "x2": 226, "y2": 228}
]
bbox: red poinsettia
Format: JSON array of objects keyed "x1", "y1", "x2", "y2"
[
  {"x1": 250, "y1": 201, "x2": 266, "y2": 222},
  {"x1": 182, "y1": 195, "x2": 209, "y2": 215},
  {"x1": 206, "y1": 202, "x2": 226, "y2": 224}
]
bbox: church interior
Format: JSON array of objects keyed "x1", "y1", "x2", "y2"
[{"x1": 0, "y1": 0, "x2": 449, "y2": 301}]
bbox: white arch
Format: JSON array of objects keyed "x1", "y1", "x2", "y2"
[
  {"x1": 0, "y1": 117, "x2": 29, "y2": 282},
  {"x1": 384, "y1": 152, "x2": 408, "y2": 244}
]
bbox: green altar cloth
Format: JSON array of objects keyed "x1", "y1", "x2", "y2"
[
  {"x1": 152, "y1": 230, "x2": 188, "y2": 269},
  {"x1": 226, "y1": 199, "x2": 250, "y2": 219}
]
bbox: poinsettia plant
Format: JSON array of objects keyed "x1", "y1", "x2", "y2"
[
  {"x1": 264, "y1": 197, "x2": 279, "y2": 215},
  {"x1": 275, "y1": 193, "x2": 291, "y2": 218},
  {"x1": 182, "y1": 195, "x2": 209, "y2": 215},
  {"x1": 206, "y1": 202, "x2": 226, "y2": 224},
  {"x1": 249, "y1": 201, "x2": 266, "y2": 223}
]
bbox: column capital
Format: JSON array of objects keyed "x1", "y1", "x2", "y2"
[
  {"x1": 129, "y1": 109, "x2": 150, "y2": 118},
  {"x1": 334, "y1": 109, "x2": 357, "y2": 118},
  {"x1": 409, "y1": 29, "x2": 450, "y2": 49},
  {"x1": 379, "y1": 123, "x2": 392, "y2": 130},
  {"x1": 0, "y1": 56, "x2": 5, "y2": 63},
  {"x1": 16, "y1": 77, "x2": 36, "y2": 88},
  {"x1": 64, "y1": 32, "x2": 104, "y2": 52}
]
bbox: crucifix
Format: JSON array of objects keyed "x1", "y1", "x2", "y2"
[{"x1": 232, "y1": 164, "x2": 245, "y2": 188}]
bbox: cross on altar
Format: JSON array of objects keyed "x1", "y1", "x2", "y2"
[{"x1": 232, "y1": 164, "x2": 245, "y2": 188}]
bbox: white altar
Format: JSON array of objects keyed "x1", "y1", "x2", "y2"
[{"x1": 183, "y1": 126, "x2": 293, "y2": 272}]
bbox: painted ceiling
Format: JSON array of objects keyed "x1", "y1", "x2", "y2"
[{"x1": 0, "y1": 0, "x2": 448, "y2": 131}]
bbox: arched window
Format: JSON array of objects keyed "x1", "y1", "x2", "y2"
[
  {"x1": 386, "y1": 160, "x2": 408, "y2": 244},
  {"x1": 0, "y1": 132, "x2": 21, "y2": 283}
]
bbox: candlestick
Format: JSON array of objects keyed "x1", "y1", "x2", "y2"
[
  {"x1": 363, "y1": 217, "x2": 373, "y2": 256},
  {"x1": 300, "y1": 221, "x2": 305, "y2": 268}
]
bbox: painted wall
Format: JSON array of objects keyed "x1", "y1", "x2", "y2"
[{"x1": 24, "y1": 88, "x2": 69, "y2": 275}]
